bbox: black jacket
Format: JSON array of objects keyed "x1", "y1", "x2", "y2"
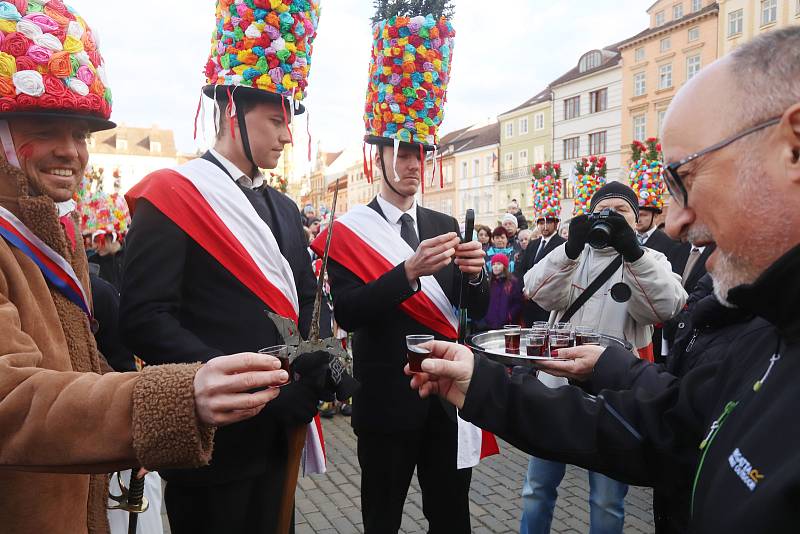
[
  {"x1": 460, "y1": 242, "x2": 800, "y2": 533},
  {"x1": 88, "y1": 247, "x2": 125, "y2": 291},
  {"x1": 120, "y1": 153, "x2": 324, "y2": 486},
  {"x1": 514, "y1": 210, "x2": 528, "y2": 231},
  {"x1": 328, "y1": 198, "x2": 489, "y2": 434},
  {"x1": 90, "y1": 272, "x2": 136, "y2": 372},
  {"x1": 519, "y1": 234, "x2": 565, "y2": 325},
  {"x1": 668, "y1": 242, "x2": 715, "y2": 292},
  {"x1": 643, "y1": 228, "x2": 678, "y2": 258},
  {"x1": 581, "y1": 273, "x2": 758, "y2": 534}
]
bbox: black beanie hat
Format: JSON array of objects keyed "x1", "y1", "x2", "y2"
[{"x1": 589, "y1": 181, "x2": 640, "y2": 221}]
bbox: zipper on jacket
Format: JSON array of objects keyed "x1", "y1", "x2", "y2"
[
  {"x1": 691, "y1": 400, "x2": 738, "y2": 516},
  {"x1": 685, "y1": 329, "x2": 699, "y2": 352}
]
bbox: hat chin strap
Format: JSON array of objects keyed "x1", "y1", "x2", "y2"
[
  {"x1": 236, "y1": 108, "x2": 257, "y2": 173},
  {"x1": 0, "y1": 120, "x2": 20, "y2": 168}
]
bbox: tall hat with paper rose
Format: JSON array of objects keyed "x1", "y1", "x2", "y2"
[
  {"x1": 572, "y1": 155, "x2": 607, "y2": 216},
  {"x1": 628, "y1": 137, "x2": 667, "y2": 213},
  {"x1": 362, "y1": 0, "x2": 456, "y2": 191},
  {"x1": 201, "y1": 0, "x2": 321, "y2": 166},
  {"x1": 531, "y1": 161, "x2": 563, "y2": 222},
  {"x1": 0, "y1": 0, "x2": 114, "y2": 131},
  {"x1": 76, "y1": 175, "x2": 130, "y2": 247}
]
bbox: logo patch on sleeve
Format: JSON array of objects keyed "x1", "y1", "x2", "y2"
[{"x1": 729, "y1": 448, "x2": 764, "y2": 492}]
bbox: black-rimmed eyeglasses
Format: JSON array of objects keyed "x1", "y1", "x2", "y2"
[{"x1": 664, "y1": 116, "x2": 781, "y2": 208}]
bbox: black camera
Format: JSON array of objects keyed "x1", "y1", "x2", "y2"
[{"x1": 587, "y1": 208, "x2": 615, "y2": 249}]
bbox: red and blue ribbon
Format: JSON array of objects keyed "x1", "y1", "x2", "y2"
[{"x1": 0, "y1": 205, "x2": 91, "y2": 318}]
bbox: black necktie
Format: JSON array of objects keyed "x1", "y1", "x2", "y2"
[
  {"x1": 534, "y1": 239, "x2": 547, "y2": 264},
  {"x1": 399, "y1": 213, "x2": 420, "y2": 250}
]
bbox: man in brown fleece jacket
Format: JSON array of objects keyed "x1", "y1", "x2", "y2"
[{"x1": 0, "y1": 4, "x2": 289, "y2": 534}]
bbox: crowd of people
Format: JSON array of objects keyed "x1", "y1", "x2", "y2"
[{"x1": 0, "y1": 0, "x2": 798, "y2": 533}]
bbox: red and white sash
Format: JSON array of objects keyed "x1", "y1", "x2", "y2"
[
  {"x1": 311, "y1": 204, "x2": 459, "y2": 339},
  {"x1": 126, "y1": 159, "x2": 327, "y2": 474},
  {"x1": 311, "y1": 204, "x2": 499, "y2": 468}
]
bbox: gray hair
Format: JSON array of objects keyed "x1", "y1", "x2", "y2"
[{"x1": 730, "y1": 27, "x2": 800, "y2": 128}]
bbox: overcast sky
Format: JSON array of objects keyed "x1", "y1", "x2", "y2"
[{"x1": 70, "y1": 0, "x2": 649, "y2": 174}]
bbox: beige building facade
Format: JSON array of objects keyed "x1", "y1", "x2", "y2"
[
  {"x1": 718, "y1": 0, "x2": 800, "y2": 55},
  {"x1": 619, "y1": 1, "x2": 719, "y2": 163}
]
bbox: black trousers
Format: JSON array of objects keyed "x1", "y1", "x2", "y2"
[
  {"x1": 164, "y1": 468, "x2": 293, "y2": 534},
  {"x1": 357, "y1": 400, "x2": 472, "y2": 534}
]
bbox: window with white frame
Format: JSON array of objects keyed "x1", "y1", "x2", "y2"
[
  {"x1": 692, "y1": 0, "x2": 702, "y2": 12},
  {"x1": 579, "y1": 51, "x2": 602, "y2": 73},
  {"x1": 688, "y1": 26, "x2": 700, "y2": 41},
  {"x1": 461, "y1": 161, "x2": 468, "y2": 179},
  {"x1": 673, "y1": 3, "x2": 684, "y2": 19},
  {"x1": 659, "y1": 64, "x2": 673, "y2": 89},
  {"x1": 797, "y1": 0, "x2": 800, "y2": 16},
  {"x1": 150, "y1": 140, "x2": 162, "y2": 153},
  {"x1": 633, "y1": 114, "x2": 647, "y2": 142},
  {"x1": 634, "y1": 71, "x2": 647, "y2": 96},
  {"x1": 116, "y1": 138, "x2": 128, "y2": 151},
  {"x1": 442, "y1": 199, "x2": 453, "y2": 216},
  {"x1": 485, "y1": 156, "x2": 493, "y2": 179},
  {"x1": 473, "y1": 158, "x2": 480, "y2": 178},
  {"x1": 444, "y1": 165, "x2": 453, "y2": 183},
  {"x1": 504, "y1": 153, "x2": 514, "y2": 171},
  {"x1": 729, "y1": 9, "x2": 744, "y2": 36},
  {"x1": 563, "y1": 137, "x2": 580, "y2": 160},
  {"x1": 564, "y1": 96, "x2": 580, "y2": 120},
  {"x1": 761, "y1": 0, "x2": 777, "y2": 25},
  {"x1": 657, "y1": 110, "x2": 667, "y2": 135},
  {"x1": 533, "y1": 145, "x2": 545, "y2": 164},
  {"x1": 518, "y1": 150, "x2": 529, "y2": 168},
  {"x1": 534, "y1": 112, "x2": 545, "y2": 130},
  {"x1": 589, "y1": 131, "x2": 607, "y2": 155},
  {"x1": 519, "y1": 117, "x2": 529, "y2": 135},
  {"x1": 655, "y1": 10, "x2": 665, "y2": 26},
  {"x1": 635, "y1": 47, "x2": 645, "y2": 62},
  {"x1": 660, "y1": 37, "x2": 671, "y2": 53},
  {"x1": 505, "y1": 122, "x2": 514, "y2": 138},
  {"x1": 687, "y1": 55, "x2": 701, "y2": 80}
]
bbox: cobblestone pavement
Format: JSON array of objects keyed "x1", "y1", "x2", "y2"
[{"x1": 163, "y1": 413, "x2": 655, "y2": 533}]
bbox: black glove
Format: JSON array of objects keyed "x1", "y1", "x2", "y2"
[
  {"x1": 293, "y1": 350, "x2": 360, "y2": 403},
  {"x1": 264, "y1": 381, "x2": 319, "y2": 427},
  {"x1": 565, "y1": 215, "x2": 591, "y2": 259},
  {"x1": 606, "y1": 212, "x2": 644, "y2": 262}
]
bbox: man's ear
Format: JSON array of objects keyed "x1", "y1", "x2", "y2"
[{"x1": 785, "y1": 103, "x2": 800, "y2": 182}]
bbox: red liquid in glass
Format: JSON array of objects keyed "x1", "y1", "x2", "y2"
[
  {"x1": 277, "y1": 356, "x2": 292, "y2": 382},
  {"x1": 550, "y1": 341, "x2": 570, "y2": 356},
  {"x1": 505, "y1": 333, "x2": 521, "y2": 354},
  {"x1": 526, "y1": 344, "x2": 545, "y2": 357},
  {"x1": 407, "y1": 347, "x2": 431, "y2": 372}
]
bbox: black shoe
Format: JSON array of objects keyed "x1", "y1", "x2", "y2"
[
  {"x1": 320, "y1": 402, "x2": 337, "y2": 419},
  {"x1": 340, "y1": 403, "x2": 352, "y2": 417}
]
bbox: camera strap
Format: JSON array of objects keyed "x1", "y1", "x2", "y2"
[{"x1": 561, "y1": 256, "x2": 623, "y2": 323}]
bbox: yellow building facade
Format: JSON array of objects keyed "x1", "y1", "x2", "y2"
[
  {"x1": 619, "y1": 1, "x2": 719, "y2": 163},
  {"x1": 718, "y1": 0, "x2": 800, "y2": 55}
]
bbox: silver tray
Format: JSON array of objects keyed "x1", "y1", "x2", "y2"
[{"x1": 468, "y1": 329, "x2": 632, "y2": 369}]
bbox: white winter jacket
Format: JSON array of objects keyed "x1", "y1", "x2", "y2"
[{"x1": 523, "y1": 243, "x2": 687, "y2": 352}]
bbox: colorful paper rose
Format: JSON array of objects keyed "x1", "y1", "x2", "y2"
[{"x1": 572, "y1": 156, "x2": 608, "y2": 216}]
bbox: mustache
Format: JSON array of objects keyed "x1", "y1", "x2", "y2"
[{"x1": 686, "y1": 225, "x2": 713, "y2": 245}]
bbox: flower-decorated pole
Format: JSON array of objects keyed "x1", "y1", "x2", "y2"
[{"x1": 629, "y1": 137, "x2": 667, "y2": 212}]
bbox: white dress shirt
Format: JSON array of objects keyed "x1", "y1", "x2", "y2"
[
  {"x1": 209, "y1": 148, "x2": 265, "y2": 189},
  {"x1": 376, "y1": 194, "x2": 419, "y2": 240},
  {"x1": 637, "y1": 226, "x2": 657, "y2": 244}
]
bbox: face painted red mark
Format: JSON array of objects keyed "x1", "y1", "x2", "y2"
[{"x1": 17, "y1": 142, "x2": 35, "y2": 160}]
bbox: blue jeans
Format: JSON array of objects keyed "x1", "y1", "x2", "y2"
[{"x1": 520, "y1": 456, "x2": 628, "y2": 534}]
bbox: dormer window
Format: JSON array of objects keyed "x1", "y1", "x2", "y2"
[{"x1": 579, "y1": 51, "x2": 602, "y2": 73}]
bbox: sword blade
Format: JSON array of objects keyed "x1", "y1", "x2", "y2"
[{"x1": 309, "y1": 178, "x2": 339, "y2": 342}]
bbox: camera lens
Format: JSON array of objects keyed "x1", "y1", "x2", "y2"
[{"x1": 588, "y1": 222, "x2": 612, "y2": 249}]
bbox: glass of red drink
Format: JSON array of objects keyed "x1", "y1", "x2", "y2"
[
  {"x1": 525, "y1": 334, "x2": 546, "y2": 357},
  {"x1": 504, "y1": 325, "x2": 521, "y2": 354},
  {"x1": 549, "y1": 335, "x2": 571, "y2": 357},
  {"x1": 258, "y1": 345, "x2": 291, "y2": 385},
  {"x1": 580, "y1": 333, "x2": 602, "y2": 346},
  {"x1": 406, "y1": 334, "x2": 434, "y2": 373}
]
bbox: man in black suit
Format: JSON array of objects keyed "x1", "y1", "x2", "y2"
[
  {"x1": 120, "y1": 87, "x2": 329, "y2": 532},
  {"x1": 636, "y1": 204, "x2": 678, "y2": 257},
  {"x1": 520, "y1": 216, "x2": 565, "y2": 325},
  {"x1": 325, "y1": 139, "x2": 489, "y2": 534}
]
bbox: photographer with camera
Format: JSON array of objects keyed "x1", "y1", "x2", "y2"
[{"x1": 518, "y1": 181, "x2": 686, "y2": 534}]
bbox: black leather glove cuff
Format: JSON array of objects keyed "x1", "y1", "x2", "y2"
[
  {"x1": 565, "y1": 241, "x2": 584, "y2": 260},
  {"x1": 621, "y1": 244, "x2": 644, "y2": 263}
]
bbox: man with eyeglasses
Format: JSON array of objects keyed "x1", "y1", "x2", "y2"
[{"x1": 403, "y1": 27, "x2": 800, "y2": 533}]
